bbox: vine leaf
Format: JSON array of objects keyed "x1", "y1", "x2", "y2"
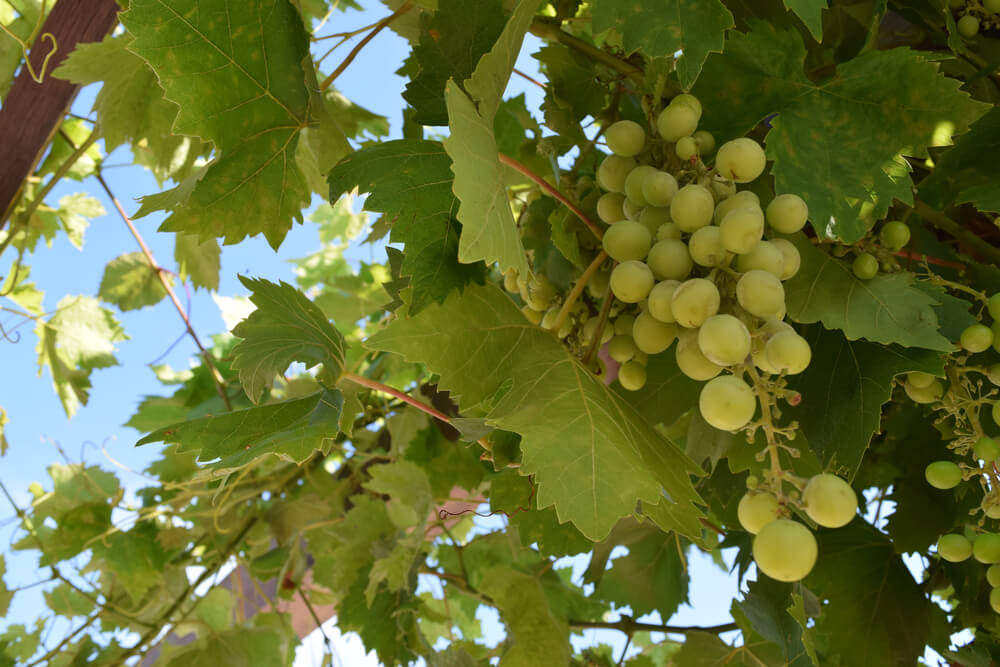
[
  {"x1": 480, "y1": 567, "x2": 572, "y2": 667},
  {"x1": 98, "y1": 252, "x2": 169, "y2": 311},
  {"x1": 691, "y1": 22, "x2": 989, "y2": 242},
  {"x1": 591, "y1": 0, "x2": 734, "y2": 89},
  {"x1": 736, "y1": 577, "x2": 815, "y2": 666},
  {"x1": 783, "y1": 0, "x2": 826, "y2": 41},
  {"x1": 594, "y1": 526, "x2": 688, "y2": 619},
  {"x1": 231, "y1": 276, "x2": 347, "y2": 403},
  {"x1": 783, "y1": 235, "x2": 955, "y2": 351},
  {"x1": 920, "y1": 107, "x2": 1000, "y2": 213},
  {"x1": 174, "y1": 233, "x2": 221, "y2": 291},
  {"x1": 160, "y1": 625, "x2": 297, "y2": 667},
  {"x1": 121, "y1": 0, "x2": 315, "y2": 248},
  {"x1": 365, "y1": 283, "x2": 705, "y2": 541}
]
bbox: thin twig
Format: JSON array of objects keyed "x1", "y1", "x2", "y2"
[
  {"x1": 24, "y1": 611, "x2": 100, "y2": 667},
  {"x1": 320, "y1": 2, "x2": 412, "y2": 90},
  {"x1": 298, "y1": 586, "x2": 337, "y2": 656},
  {"x1": 568, "y1": 617, "x2": 738, "y2": 634},
  {"x1": 528, "y1": 17, "x2": 645, "y2": 85},
  {"x1": 550, "y1": 250, "x2": 607, "y2": 333},
  {"x1": 512, "y1": 68, "x2": 547, "y2": 89}
]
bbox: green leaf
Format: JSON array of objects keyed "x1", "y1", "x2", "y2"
[
  {"x1": 136, "y1": 389, "x2": 343, "y2": 471},
  {"x1": 480, "y1": 567, "x2": 571, "y2": 667},
  {"x1": 592, "y1": 0, "x2": 734, "y2": 88},
  {"x1": 786, "y1": 325, "x2": 944, "y2": 478},
  {"x1": 620, "y1": 346, "x2": 701, "y2": 427},
  {"x1": 736, "y1": 577, "x2": 814, "y2": 666},
  {"x1": 174, "y1": 234, "x2": 220, "y2": 291},
  {"x1": 327, "y1": 140, "x2": 486, "y2": 313},
  {"x1": 0, "y1": 408, "x2": 8, "y2": 456},
  {"x1": 230, "y1": 276, "x2": 347, "y2": 403},
  {"x1": 98, "y1": 252, "x2": 169, "y2": 311},
  {"x1": 0, "y1": 556, "x2": 10, "y2": 617},
  {"x1": 54, "y1": 193, "x2": 103, "y2": 250},
  {"x1": 595, "y1": 528, "x2": 688, "y2": 618},
  {"x1": 783, "y1": 235, "x2": 954, "y2": 351},
  {"x1": 691, "y1": 22, "x2": 989, "y2": 241},
  {"x1": 163, "y1": 625, "x2": 294, "y2": 667},
  {"x1": 366, "y1": 284, "x2": 704, "y2": 541},
  {"x1": 364, "y1": 461, "x2": 433, "y2": 530},
  {"x1": 308, "y1": 494, "x2": 395, "y2": 598},
  {"x1": 121, "y1": 0, "x2": 315, "y2": 247},
  {"x1": 783, "y1": 0, "x2": 826, "y2": 41},
  {"x1": 672, "y1": 631, "x2": 781, "y2": 666},
  {"x1": 90, "y1": 521, "x2": 170, "y2": 603},
  {"x1": 920, "y1": 107, "x2": 1000, "y2": 212},
  {"x1": 489, "y1": 470, "x2": 593, "y2": 557}
]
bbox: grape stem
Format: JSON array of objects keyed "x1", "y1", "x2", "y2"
[
  {"x1": 549, "y1": 250, "x2": 608, "y2": 334},
  {"x1": 528, "y1": 17, "x2": 647, "y2": 86},
  {"x1": 745, "y1": 364, "x2": 787, "y2": 502},
  {"x1": 911, "y1": 200, "x2": 1000, "y2": 267},
  {"x1": 584, "y1": 287, "x2": 614, "y2": 365},
  {"x1": 319, "y1": 2, "x2": 413, "y2": 90}
]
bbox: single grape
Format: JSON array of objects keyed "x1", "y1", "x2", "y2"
[
  {"x1": 676, "y1": 136, "x2": 699, "y2": 161},
  {"x1": 597, "y1": 192, "x2": 626, "y2": 224},
  {"x1": 976, "y1": 437, "x2": 1000, "y2": 463},
  {"x1": 647, "y1": 280, "x2": 680, "y2": 323},
  {"x1": 614, "y1": 314, "x2": 636, "y2": 336},
  {"x1": 610, "y1": 260, "x2": 654, "y2": 303},
  {"x1": 720, "y1": 207, "x2": 765, "y2": 254},
  {"x1": 852, "y1": 253, "x2": 878, "y2": 280},
  {"x1": 737, "y1": 492, "x2": 780, "y2": 535},
  {"x1": 905, "y1": 379, "x2": 944, "y2": 404},
  {"x1": 699, "y1": 375, "x2": 757, "y2": 431},
  {"x1": 588, "y1": 269, "x2": 610, "y2": 300},
  {"x1": 693, "y1": 130, "x2": 716, "y2": 154},
  {"x1": 994, "y1": 401, "x2": 1000, "y2": 426},
  {"x1": 657, "y1": 104, "x2": 700, "y2": 142},
  {"x1": 992, "y1": 320, "x2": 1000, "y2": 353},
  {"x1": 987, "y1": 293, "x2": 1000, "y2": 320},
  {"x1": 698, "y1": 314, "x2": 751, "y2": 366},
  {"x1": 583, "y1": 316, "x2": 614, "y2": 346},
  {"x1": 988, "y1": 502, "x2": 1000, "y2": 520},
  {"x1": 770, "y1": 238, "x2": 801, "y2": 280},
  {"x1": 633, "y1": 312, "x2": 677, "y2": 354},
  {"x1": 992, "y1": 587, "x2": 1000, "y2": 614},
  {"x1": 988, "y1": 363, "x2": 1000, "y2": 386},
  {"x1": 803, "y1": 473, "x2": 858, "y2": 528},
  {"x1": 737, "y1": 270, "x2": 786, "y2": 319},
  {"x1": 503, "y1": 269, "x2": 520, "y2": 293},
  {"x1": 715, "y1": 138, "x2": 767, "y2": 183},
  {"x1": 521, "y1": 275, "x2": 556, "y2": 310},
  {"x1": 925, "y1": 461, "x2": 963, "y2": 489},
  {"x1": 540, "y1": 305, "x2": 560, "y2": 331},
  {"x1": 605, "y1": 120, "x2": 646, "y2": 157},
  {"x1": 603, "y1": 220, "x2": 653, "y2": 262},
  {"x1": 656, "y1": 222, "x2": 682, "y2": 241},
  {"x1": 676, "y1": 331, "x2": 724, "y2": 381},
  {"x1": 618, "y1": 360, "x2": 647, "y2": 391},
  {"x1": 961, "y1": 323, "x2": 994, "y2": 353},
  {"x1": 670, "y1": 184, "x2": 715, "y2": 232},
  {"x1": 670, "y1": 93, "x2": 702, "y2": 117},
  {"x1": 596, "y1": 154, "x2": 636, "y2": 193},
  {"x1": 521, "y1": 305, "x2": 544, "y2": 324},
  {"x1": 975, "y1": 533, "x2": 1000, "y2": 564},
  {"x1": 879, "y1": 221, "x2": 911, "y2": 250},
  {"x1": 608, "y1": 334, "x2": 637, "y2": 363},
  {"x1": 688, "y1": 226, "x2": 729, "y2": 268},
  {"x1": 766, "y1": 194, "x2": 809, "y2": 234},
  {"x1": 713, "y1": 190, "x2": 760, "y2": 225},
  {"x1": 624, "y1": 165, "x2": 658, "y2": 206},
  {"x1": 938, "y1": 534, "x2": 973, "y2": 562},
  {"x1": 622, "y1": 198, "x2": 643, "y2": 221},
  {"x1": 764, "y1": 331, "x2": 811, "y2": 375},
  {"x1": 746, "y1": 475, "x2": 760, "y2": 490},
  {"x1": 633, "y1": 350, "x2": 648, "y2": 365},
  {"x1": 958, "y1": 14, "x2": 980, "y2": 38},
  {"x1": 646, "y1": 239, "x2": 693, "y2": 281},
  {"x1": 710, "y1": 177, "x2": 737, "y2": 201},
  {"x1": 737, "y1": 241, "x2": 785, "y2": 277},
  {"x1": 988, "y1": 564, "x2": 1000, "y2": 588},
  {"x1": 642, "y1": 171, "x2": 679, "y2": 208},
  {"x1": 672, "y1": 278, "x2": 721, "y2": 328},
  {"x1": 638, "y1": 207, "x2": 671, "y2": 236},
  {"x1": 753, "y1": 519, "x2": 818, "y2": 582},
  {"x1": 907, "y1": 371, "x2": 935, "y2": 389}
]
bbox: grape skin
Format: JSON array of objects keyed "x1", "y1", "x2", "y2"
[
  {"x1": 852, "y1": 253, "x2": 878, "y2": 280},
  {"x1": 583, "y1": 317, "x2": 614, "y2": 346},
  {"x1": 879, "y1": 220, "x2": 911, "y2": 250},
  {"x1": 905, "y1": 379, "x2": 943, "y2": 404},
  {"x1": 802, "y1": 473, "x2": 857, "y2": 528},
  {"x1": 737, "y1": 492, "x2": 780, "y2": 534},
  {"x1": 961, "y1": 324, "x2": 994, "y2": 353},
  {"x1": 715, "y1": 138, "x2": 767, "y2": 183},
  {"x1": 907, "y1": 371, "x2": 935, "y2": 389},
  {"x1": 642, "y1": 171, "x2": 679, "y2": 208},
  {"x1": 632, "y1": 312, "x2": 677, "y2": 354},
  {"x1": 676, "y1": 136, "x2": 698, "y2": 160},
  {"x1": 753, "y1": 519, "x2": 818, "y2": 582},
  {"x1": 614, "y1": 314, "x2": 636, "y2": 336},
  {"x1": 676, "y1": 332, "x2": 723, "y2": 381},
  {"x1": 925, "y1": 461, "x2": 962, "y2": 489},
  {"x1": 670, "y1": 93, "x2": 702, "y2": 117},
  {"x1": 646, "y1": 239, "x2": 693, "y2": 281},
  {"x1": 698, "y1": 314, "x2": 751, "y2": 366},
  {"x1": 640, "y1": 207, "x2": 671, "y2": 235},
  {"x1": 647, "y1": 280, "x2": 680, "y2": 323},
  {"x1": 938, "y1": 534, "x2": 972, "y2": 562},
  {"x1": 625, "y1": 165, "x2": 658, "y2": 206},
  {"x1": 720, "y1": 207, "x2": 765, "y2": 254},
  {"x1": 603, "y1": 220, "x2": 652, "y2": 262},
  {"x1": 597, "y1": 192, "x2": 626, "y2": 223},
  {"x1": 958, "y1": 14, "x2": 980, "y2": 38},
  {"x1": 736, "y1": 241, "x2": 785, "y2": 277},
  {"x1": 605, "y1": 120, "x2": 646, "y2": 157},
  {"x1": 699, "y1": 375, "x2": 756, "y2": 431},
  {"x1": 671, "y1": 278, "x2": 721, "y2": 328},
  {"x1": 608, "y1": 334, "x2": 637, "y2": 363},
  {"x1": 988, "y1": 564, "x2": 1000, "y2": 588},
  {"x1": 656, "y1": 222, "x2": 682, "y2": 241},
  {"x1": 770, "y1": 238, "x2": 801, "y2": 280},
  {"x1": 713, "y1": 190, "x2": 759, "y2": 225},
  {"x1": 992, "y1": 588, "x2": 1000, "y2": 615},
  {"x1": 622, "y1": 198, "x2": 643, "y2": 221},
  {"x1": 764, "y1": 331, "x2": 811, "y2": 375},
  {"x1": 657, "y1": 104, "x2": 699, "y2": 142},
  {"x1": 597, "y1": 155, "x2": 636, "y2": 193},
  {"x1": 618, "y1": 361, "x2": 647, "y2": 391},
  {"x1": 765, "y1": 194, "x2": 809, "y2": 233},
  {"x1": 736, "y1": 270, "x2": 786, "y2": 319},
  {"x1": 610, "y1": 261, "x2": 654, "y2": 303},
  {"x1": 688, "y1": 226, "x2": 729, "y2": 268},
  {"x1": 693, "y1": 130, "x2": 715, "y2": 154},
  {"x1": 976, "y1": 437, "x2": 1000, "y2": 463},
  {"x1": 670, "y1": 184, "x2": 715, "y2": 232},
  {"x1": 974, "y1": 533, "x2": 1000, "y2": 564}
]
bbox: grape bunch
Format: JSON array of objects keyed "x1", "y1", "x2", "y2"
[{"x1": 951, "y1": 0, "x2": 1000, "y2": 38}]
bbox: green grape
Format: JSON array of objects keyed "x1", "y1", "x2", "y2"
[
  {"x1": 746, "y1": 475, "x2": 760, "y2": 490},
  {"x1": 737, "y1": 492, "x2": 780, "y2": 535},
  {"x1": 764, "y1": 331, "x2": 811, "y2": 375},
  {"x1": 608, "y1": 334, "x2": 637, "y2": 363},
  {"x1": 676, "y1": 136, "x2": 699, "y2": 160},
  {"x1": 715, "y1": 138, "x2": 767, "y2": 183},
  {"x1": 646, "y1": 239, "x2": 693, "y2": 281},
  {"x1": 992, "y1": 321, "x2": 1000, "y2": 353},
  {"x1": 938, "y1": 534, "x2": 973, "y2": 562},
  {"x1": 605, "y1": 120, "x2": 646, "y2": 157},
  {"x1": 802, "y1": 473, "x2": 858, "y2": 528},
  {"x1": 770, "y1": 238, "x2": 801, "y2": 280},
  {"x1": 503, "y1": 269, "x2": 520, "y2": 293},
  {"x1": 614, "y1": 314, "x2": 636, "y2": 336},
  {"x1": 618, "y1": 360, "x2": 647, "y2": 391},
  {"x1": 991, "y1": 588, "x2": 1000, "y2": 615},
  {"x1": 672, "y1": 278, "x2": 721, "y2": 328},
  {"x1": 670, "y1": 184, "x2": 715, "y2": 232},
  {"x1": 624, "y1": 165, "x2": 657, "y2": 206},
  {"x1": 852, "y1": 253, "x2": 878, "y2": 280},
  {"x1": 676, "y1": 331, "x2": 723, "y2": 381},
  {"x1": 988, "y1": 294, "x2": 1000, "y2": 320},
  {"x1": 647, "y1": 280, "x2": 680, "y2": 323},
  {"x1": 737, "y1": 241, "x2": 785, "y2": 277},
  {"x1": 736, "y1": 270, "x2": 785, "y2": 319},
  {"x1": 994, "y1": 401, "x2": 1000, "y2": 426},
  {"x1": 596, "y1": 154, "x2": 636, "y2": 193},
  {"x1": 905, "y1": 379, "x2": 944, "y2": 404},
  {"x1": 699, "y1": 374, "x2": 757, "y2": 431},
  {"x1": 642, "y1": 171, "x2": 679, "y2": 208},
  {"x1": 656, "y1": 222, "x2": 682, "y2": 241},
  {"x1": 521, "y1": 305, "x2": 544, "y2": 324},
  {"x1": 925, "y1": 461, "x2": 963, "y2": 489},
  {"x1": 583, "y1": 316, "x2": 614, "y2": 346},
  {"x1": 540, "y1": 305, "x2": 560, "y2": 330},
  {"x1": 961, "y1": 323, "x2": 994, "y2": 353},
  {"x1": 603, "y1": 220, "x2": 653, "y2": 262},
  {"x1": 670, "y1": 93, "x2": 702, "y2": 117},
  {"x1": 633, "y1": 312, "x2": 677, "y2": 354},
  {"x1": 752, "y1": 519, "x2": 818, "y2": 582},
  {"x1": 765, "y1": 194, "x2": 809, "y2": 234},
  {"x1": 588, "y1": 269, "x2": 610, "y2": 300},
  {"x1": 610, "y1": 261, "x2": 654, "y2": 303},
  {"x1": 633, "y1": 350, "x2": 648, "y2": 365},
  {"x1": 988, "y1": 363, "x2": 1000, "y2": 386},
  {"x1": 977, "y1": 437, "x2": 1000, "y2": 463},
  {"x1": 987, "y1": 501, "x2": 1000, "y2": 519},
  {"x1": 640, "y1": 206, "x2": 671, "y2": 235},
  {"x1": 693, "y1": 130, "x2": 716, "y2": 154},
  {"x1": 907, "y1": 371, "x2": 935, "y2": 389},
  {"x1": 879, "y1": 221, "x2": 911, "y2": 250},
  {"x1": 713, "y1": 190, "x2": 760, "y2": 225},
  {"x1": 975, "y1": 533, "x2": 1000, "y2": 564},
  {"x1": 698, "y1": 314, "x2": 751, "y2": 366},
  {"x1": 710, "y1": 177, "x2": 737, "y2": 201},
  {"x1": 988, "y1": 0, "x2": 1000, "y2": 12},
  {"x1": 688, "y1": 226, "x2": 729, "y2": 268},
  {"x1": 521, "y1": 274, "x2": 556, "y2": 310},
  {"x1": 657, "y1": 104, "x2": 700, "y2": 142},
  {"x1": 958, "y1": 14, "x2": 980, "y2": 37},
  {"x1": 597, "y1": 192, "x2": 626, "y2": 223},
  {"x1": 720, "y1": 207, "x2": 765, "y2": 254},
  {"x1": 622, "y1": 198, "x2": 643, "y2": 221},
  {"x1": 989, "y1": 564, "x2": 1000, "y2": 588}
]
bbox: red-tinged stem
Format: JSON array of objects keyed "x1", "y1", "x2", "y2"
[
  {"x1": 498, "y1": 152, "x2": 604, "y2": 240},
  {"x1": 341, "y1": 372, "x2": 453, "y2": 423},
  {"x1": 512, "y1": 68, "x2": 546, "y2": 89},
  {"x1": 893, "y1": 249, "x2": 966, "y2": 270}
]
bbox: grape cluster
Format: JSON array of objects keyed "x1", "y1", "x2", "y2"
[{"x1": 952, "y1": 0, "x2": 1000, "y2": 38}]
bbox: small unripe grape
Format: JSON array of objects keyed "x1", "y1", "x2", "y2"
[
  {"x1": 699, "y1": 375, "x2": 757, "y2": 431},
  {"x1": 974, "y1": 533, "x2": 1000, "y2": 564},
  {"x1": 925, "y1": 461, "x2": 963, "y2": 489},
  {"x1": 738, "y1": 492, "x2": 780, "y2": 534},
  {"x1": 624, "y1": 165, "x2": 658, "y2": 206},
  {"x1": 633, "y1": 312, "x2": 677, "y2": 354},
  {"x1": 656, "y1": 222, "x2": 682, "y2": 241},
  {"x1": 852, "y1": 253, "x2": 878, "y2": 280},
  {"x1": 672, "y1": 278, "x2": 721, "y2": 328},
  {"x1": 879, "y1": 221, "x2": 911, "y2": 251},
  {"x1": 720, "y1": 207, "x2": 765, "y2": 254},
  {"x1": 622, "y1": 198, "x2": 643, "y2": 221},
  {"x1": 639, "y1": 207, "x2": 671, "y2": 235},
  {"x1": 938, "y1": 534, "x2": 973, "y2": 562},
  {"x1": 698, "y1": 314, "x2": 751, "y2": 366},
  {"x1": 802, "y1": 473, "x2": 857, "y2": 528},
  {"x1": 603, "y1": 220, "x2": 653, "y2": 262},
  {"x1": 583, "y1": 316, "x2": 614, "y2": 346},
  {"x1": 905, "y1": 379, "x2": 944, "y2": 404},
  {"x1": 958, "y1": 14, "x2": 980, "y2": 38},
  {"x1": 737, "y1": 241, "x2": 785, "y2": 277},
  {"x1": 961, "y1": 324, "x2": 994, "y2": 353},
  {"x1": 753, "y1": 519, "x2": 817, "y2": 582},
  {"x1": 642, "y1": 171, "x2": 679, "y2": 208},
  {"x1": 614, "y1": 314, "x2": 636, "y2": 336},
  {"x1": 746, "y1": 475, "x2": 760, "y2": 490},
  {"x1": 596, "y1": 154, "x2": 636, "y2": 193},
  {"x1": 987, "y1": 294, "x2": 1000, "y2": 320},
  {"x1": 988, "y1": 564, "x2": 1000, "y2": 588},
  {"x1": 670, "y1": 184, "x2": 715, "y2": 232},
  {"x1": 688, "y1": 226, "x2": 729, "y2": 268},
  {"x1": 977, "y1": 437, "x2": 1000, "y2": 463},
  {"x1": 618, "y1": 360, "x2": 647, "y2": 391},
  {"x1": 737, "y1": 270, "x2": 785, "y2": 319},
  {"x1": 646, "y1": 239, "x2": 693, "y2": 281},
  {"x1": 676, "y1": 136, "x2": 699, "y2": 160},
  {"x1": 657, "y1": 104, "x2": 700, "y2": 142},
  {"x1": 647, "y1": 280, "x2": 680, "y2": 323},
  {"x1": 676, "y1": 331, "x2": 723, "y2": 381},
  {"x1": 521, "y1": 305, "x2": 544, "y2": 324},
  {"x1": 670, "y1": 93, "x2": 702, "y2": 117},
  {"x1": 605, "y1": 120, "x2": 646, "y2": 157},
  {"x1": 765, "y1": 331, "x2": 811, "y2": 375},
  {"x1": 693, "y1": 130, "x2": 716, "y2": 154},
  {"x1": 715, "y1": 138, "x2": 767, "y2": 183},
  {"x1": 608, "y1": 334, "x2": 637, "y2": 363},
  {"x1": 597, "y1": 192, "x2": 626, "y2": 223},
  {"x1": 770, "y1": 238, "x2": 801, "y2": 280},
  {"x1": 907, "y1": 371, "x2": 935, "y2": 389},
  {"x1": 610, "y1": 260, "x2": 654, "y2": 303},
  {"x1": 766, "y1": 194, "x2": 809, "y2": 234}
]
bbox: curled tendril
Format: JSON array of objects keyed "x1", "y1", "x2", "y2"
[
  {"x1": 0, "y1": 321, "x2": 20, "y2": 344},
  {"x1": 437, "y1": 480, "x2": 536, "y2": 520}
]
